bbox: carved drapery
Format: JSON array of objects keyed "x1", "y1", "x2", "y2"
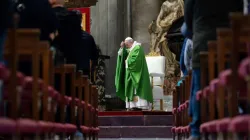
[{"x1": 148, "y1": 0, "x2": 184, "y2": 95}]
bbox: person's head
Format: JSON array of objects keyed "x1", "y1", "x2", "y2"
[
  {"x1": 49, "y1": 0, "x2": 64, "y2": 6},
  {"x1": 124, "y1": 37, "x2": 134, "y2": 48}
]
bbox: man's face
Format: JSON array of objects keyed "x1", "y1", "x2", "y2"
[{"x1": 124, "y1": 41, "x2": 132, "y2": 48}]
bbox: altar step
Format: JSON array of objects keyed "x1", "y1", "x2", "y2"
[
  {"x1": 98, "y1": 114, "x2": 173, "y2": 138},
  {"x1": 99, "y1": 115, "x2": 173, "y2": 126},
  {"x1": 99, "y1": 126, "x2": 172, "y2": 138}
]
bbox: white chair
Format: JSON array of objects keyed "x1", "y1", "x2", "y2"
[{"x1": 145, "y1": 56, "x2": 165, "y2": 111}]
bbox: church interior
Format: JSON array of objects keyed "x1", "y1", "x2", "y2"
[{"x1": 0, "y1": 0, "x2": 249, "y2": 139}]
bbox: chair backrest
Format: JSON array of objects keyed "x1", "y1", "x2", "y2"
[{"x1": 145, "y1": 56, "x2": 166, "y2": 86}]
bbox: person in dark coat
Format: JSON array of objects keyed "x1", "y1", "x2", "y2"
[
  {"x1": 184, "y1": 0, "x2": 243, "y2": 139},
  {"x1": 0, "y1": 0, "x2": 13, "y2": 64},
  {"x1": 15, "y1": 0, "x2": 59, "y2": 76},
  {"x1": 17, "y1": 0, "x2": 58, "y2": 42},
  {"x1": 80, "y1": 30, "x2": 99, "y2": 77}
]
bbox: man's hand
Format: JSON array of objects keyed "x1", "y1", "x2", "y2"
[{"x1": 120, "y1": 41, "x2": 125, "y2": 48}]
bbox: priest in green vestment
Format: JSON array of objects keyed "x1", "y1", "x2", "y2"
[{"x1": 115, "y1": 37, "x2": 153, "y2": 110}]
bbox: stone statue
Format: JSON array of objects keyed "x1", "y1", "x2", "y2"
[{"x1": 148, "y1": 0, "x2": 184, "y2": 95}]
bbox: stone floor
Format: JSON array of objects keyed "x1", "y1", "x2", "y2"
[{"x1": 99, "y1": 138, "x2": 172, "y2": 140}]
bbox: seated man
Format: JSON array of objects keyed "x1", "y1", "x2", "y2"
[{"x1": 115, "y1": 37, "x2": 153, "y2": 110}]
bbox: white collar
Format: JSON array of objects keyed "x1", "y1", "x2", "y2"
[{"x1": 129, "y1": 41, "x2": 141, "y2": 51}]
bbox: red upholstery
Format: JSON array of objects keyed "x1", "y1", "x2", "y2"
[
  {"x1": 218, "y1": 70, "x2": 232, "y2": 86},
  {"x1": 54, "y1": 123, "x2": 66, "y2": 133},
  {"x1": 81, "y1": 126, "x2": 90, "y2": 133},
  {"x1": 200, "y1": 123, "x2": 209, "y2": 133},
  {"x1": 229, "y1": 115, "x2": 250, "y2": 133},
  {"x1": 3, "y1": 71, "x2": 25, "y2": 86},
  {"x1": 88, "y1": 104, "x2": 92, "y2": 111},
  {"x1": 0, "y1": 64, "x2": 9, "y2": 80},
  {"x1": 0, "y1": 118, "x2": 17, "y2": 134},
  {"x1": 238, "y1": 57, "x2": 250, "y2": 78},
  {"x1": 92, "y1": 127, "x2": 100, "y2": 133},
  {"x1": 209, "y1": 79, "x2": 219, "y2": 93},
  {"x1": 196, "y1": 90, "x2": 203, "y2": 101},
  {"x1": 75, "y1": 98, "x2": 81, "y2": 107},
  {"x1": 216, "y1": 118, "x2": 231, "y2": 132},
  {"x1": 207, "y1": 120, "x2": 219, "y2": 133},
  {"x1": 17, "y1": 119, "x2": 39, "y2": 134},
  {"x1": 81, "y1": 101, "x2": 86, "y2": 108},
  {"x1": 22, "y1": 77, "x2": 44, "y2": 90},
  {"x1": 184, "y1": 126, "x2": 190, "y2": 133},
  {"x1": 172, "y1": 108, "x2": 177, "y2": 115},
  {"x1": 65, "y1": 96, "x2": 71, "y2": 105},
  {"x1": 171, "y1": 127, "x2": 176, "y2": 133},
  {"x1": 48, "y1": 86, "x2": 59, "y2": 99},
  {"x1": 91, "y1": 107, "x2": 95, "y2": 112},
  {"x1": 38, "y1": 121, "x2": 53, "y2": 133},
  {"x1": 203, "y1": 86, "x2": 210, "y2": 98},
  {"x1": 219, "y1": 69, "x2": 246, "y2": 96},
  {"x1": 65, "y1": 124, "x2": 77, "y2": 133},
  {"x1": 176, "y1": 127, "x2": 182, "y2": 134},
  {"x1": 179, "y1": 104, "x2": 184, "y2": 112}
]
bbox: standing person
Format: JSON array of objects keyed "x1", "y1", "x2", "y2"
[
  {"x1": 115, "y1": 37, "x2": 153, "y2": 110},
  {"x1": 184, "y1": 0, "x2": 242, "y2": 139},
  {"x1": 0, "y1": 0, "x2": 12, "y2": 64}
]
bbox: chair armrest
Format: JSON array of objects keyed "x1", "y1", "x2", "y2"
[{"x1": 150, "y1": 73, "x2": 165, "y2": 78}]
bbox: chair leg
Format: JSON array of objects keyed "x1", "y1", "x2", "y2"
[{"x1": 160, "y1": 99, "x2": 164, "y2": 111}]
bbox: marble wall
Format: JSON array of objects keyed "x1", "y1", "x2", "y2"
[{"x1": 131, "y1": 0, "x2": 162, "y2": 54}]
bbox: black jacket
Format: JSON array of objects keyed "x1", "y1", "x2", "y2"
[
  {"x1": 0, "y1": 0, "x2": 12, "y2": 32},
  {"x1": 184, "y1": 0, "x2": 243, "y2": 68},
  {"x1": 16, "y1": 0, "x2": 58, "y2": 41}
]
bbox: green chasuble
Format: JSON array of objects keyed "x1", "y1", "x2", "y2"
[{"x1": 115, "y1": 45, "x2": 153, "y2": 103}]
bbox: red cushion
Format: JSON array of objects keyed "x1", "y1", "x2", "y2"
[
  {"x1": 209, "y1": 79, "x2": 219, "y2": 93},
  {"x1": 88, "y1": 104, "x2": 92, "y2": 110},
  {"x1": 91, "y1": 107, "x2": 95, "y2": 112},
  {"x1": 216, "y1": 118, "x2": 231, "y2": 132},
  {"x1": 200, "y1": 123, "x2": 209, "y2": 133},
  {"x1": 175, "y1": 127, "x2": 182, "y2": 134},
  {"x1": 22, "y1": 77, "x2": 44, "y2": 90},
  {"x1": 64, "y1": 96, "x2": 71, "y2": 105},
  {"x1": 219, "y1": 69, "x2": 246, "y2": 95},
  {"x1": 238, "y1": 57, "x2": 250, "y2": 78},
  {"x1": 81, "y1": 126, "x2": 90, "y2": 133},
  {"x1": 93, "y1": 127, "x2": 100, "y2": 133},
  {"x1": 17, "y1": 119, "x2": 39, "y2": 134},
  {"x1": 38, "y1": 121, "x2": 53, "y2": 133},
  {"x1": 0, "y1": 64, "x2": 9, "y2": 80},
  {"x1": 177, "y1": 107, "x2": 181, "y2": 113},
  {"x1": 0, "y1": 118, "x2": 17, "y2": 134},
  {"x1": 3, "y1": 71, "x2": 25, "y2": 86},
  {"x1": 219, "y1": 70, "x2": 232, "y2": 86},
  {"x1": 65, "y1": 124, "x2": 77, "y2": 133},
  {"x1": 75, "y1": 98, "x2": 81, "y2": 107},
  {"x1": 203, "y1": 86, "x2": 210, "y2": 98},
  {"x1": 81, "y1": 101, "x2": 86, "y2": 108},
  {"x1": 54, "y1": 123, "x2": 66, "y2": 133},
  {"x1": 172, "y1": 108, "x2": 177, "y2": 115},
  {"x1": 229, "y1": 115, "x2": 250, "y2": 133},
  {"x1": 48, "y1": 86, "x2": 59, "y2": 99},
  {"x1": 207, "y1": 120, "x2": 219, "y2": 133},
  {"x1": 196, "y1": 90, "x2": 203, "y2": 101},
  {"x1": 171, "y1": 127, "x2": 176, "y2": 133}
]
